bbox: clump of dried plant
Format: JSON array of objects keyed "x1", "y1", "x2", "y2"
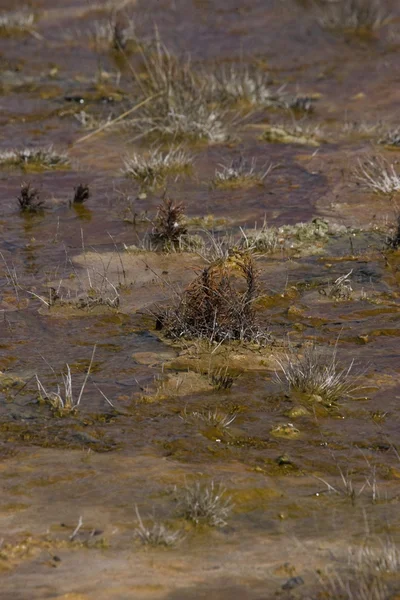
[
  {"x1": 0, "y1": 10, "x2": 35, "y2": 36},
  {"x1": 134, "y1": 506, "x2": 184, "y2": 547},
  {"x1": 127, "y1": 35, "x2": 231, "y2": 142},
  {"x1": 0, "y1": 147, "x2": 70, "y2": 169},
  {"x1": 17, "y1": 183, "x2": 44, "y2": 213},
  {"x1": 316, "y1": 0, "x2": 390, "y2": 33},
  {"x1": 212, "y1": 157, "x2": 273, "y2": 188},
  {"x1": 275, "y1": 342, "x2": 360, "y2": 404},
  {"x1": 148, "y1": 195, "x2": 188, "y2": 251},
  {"x1": 158, "y1": 253, "x2": 268, "y2": 343},
  {"x1": 175, "y1": 481, "x2": 233, "y2": 527},
  {"x1": 354, "y1": 156, "x2": 400, "y2": 194},
  {"x1": 180, "y1": 408, "x2": 237, "y2": 429},
  {"x1": 123, "y1": 147, "x2": 193, "y2": 188},
  {"x1": 73, "y1": 184, "x2": 90, "y2": 204},
  {"x1": 386, "y1": 214, "x2": 400, "y2": 249},
  {"x1": 320, "y1": 270, "x2": 353, "y2": 300}
]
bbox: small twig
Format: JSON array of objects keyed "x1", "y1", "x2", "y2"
[
  {"x1": 70, "y1": 516, "x2": 83, "y2": 541},
  {"x1": 74, "y1": 93, "x2": 162, "y2": 145}
]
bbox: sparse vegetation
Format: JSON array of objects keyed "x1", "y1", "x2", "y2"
[
  {"x1": 0, "y1": 147, "x2": 70, "y2": 169},
  {"x1": 148, "y1": 196, "x2": 188, "y2": 251},
  {"x1": 158, "y1": 253, "x2": 268, "y2": 343},
  {"x1": 175, "y1": 481, "x2": 233, "y2": 527},
  {"x1": 123, "y1": 147, "x2": 193, "y2": 187},
  {"x1": 212, "y1": 157, "x2": 272, "y2": 188},
  {"x1": 128, "y1": 36, "x2": 231, "y2": 142},
  {"x1": 17, "y1": 183, "x2": 44, "y2": 213},
  {"x1": 350, "y1": 538, "x2": 400, "y2": 574},
  {"x1": 387, "y1": 214, "x2": 400, "y2": 249},
  {"x1": 180, "y1": 408, "x2": 237, "y2": 428},
  {"x1": 379, "y1": 128, "x2": 400, "y2": 147},
  {"x1": 73, "y1": 184, "x2": 90, "y2": 204},
  {"x1": 0, "y1": 10, "x2": 35, "y2": 36},
  {"x1": 36, "y1": 347, "x2": 101, "y2": 415},
  {"x1": 316, "y1": 0, "x2": 390, "y2": 33},
  {"x1": 275, "y1": 343, "x2": 359, "y2": 404},
  {"x1": 354, "y1": 156, "x2": 400, "y2": 194},
  {"x1": 320, "y1": 270, "x2": 353, "y2": 300},
  {"x1": 134, "y1": 506, "x2": 184, "y2": 547},
  {"x1": 210, "y1": 366, "x2": 237, "y2": 390},
  {"x1": 90, "y1": 15, "x2": 136, "y2": 51}
]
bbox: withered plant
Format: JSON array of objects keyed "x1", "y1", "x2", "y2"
[
  {"x1": 17, "y1": 183, "x2": 44, "y2": 213},
  {"x1": 149, "y1": 195, "x2": 188, "y2": 251},
  {"x1": 387, "y1": 214, "x2": 400, "y2": 249},
  {"x1": 159, "y1": 253, "x2": 267, "y2": 343},
  {"x1": 73, "y1": 184, "x2": 90, "y2": 204}
]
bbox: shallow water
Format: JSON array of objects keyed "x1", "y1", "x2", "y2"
[{"x1": 1, "y1": 1, "x2": 400, "y2": 598}]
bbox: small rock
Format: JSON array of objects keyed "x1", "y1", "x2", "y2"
[{"x1": 282, "y1": 576, "x2": 304, "y2": 590}]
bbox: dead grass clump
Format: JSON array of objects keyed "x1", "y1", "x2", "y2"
[
  {"x1": 379, "y1": 128, "x2": 400, "y2": 147},
  {"x1": 212, "y1": 157, "x2": 273, "y2": 188},
  {"x1": 387, "y1": 214, "x2": 400, "y2": 249},
  {"x1": 210, "y1": 366, "x2": 237, "y2": 390},
  {"x1": 134, "y1": 506, "x2": 184, "y2": 547},
  {"x1": 205, "y1": 64, "x2": 284, "y2": 108},
  {"x1": 73, "y1": 184, "x2": 90, "y2": 204},
  {"x1": 35, "y1": 347, "x2": 102, "y2": 415},
  {"x1": 354, "y1": 156, "x2": 400, "y2": 194},
  {"x1": 90, "y1": 15, "x2": 136, "y2": 51},
  {"x1": 320, "y1": 569, "x2": 388, "y2": 600},
  {"x1": 0, "y1": 147, "x2": 70, "y2": 169},
  {"x1": 350, "y1": 538, "x2": 400, "y2": 574},
  {"x1": 0, "y1": 10, "x2": 35, "y2": 36},
  {"x1": 159, "y1": 253, "x2": 266, "y2": 343},
  {"x1": 17, "y1": 183, "x2": 44, "y2": 213},
  {"x1": 175, "y1": 481, "x2": 233, "y2": 527},
  {"x1": 275, "y1": 343, "x2": 359, "y2": 404},
  {"x1": 320, "y1": 270, "x2": 353, "y2": 300},
  {"x1": 180, "y1": 408, "x2": 237, "y2": 429},
  {"x1": 128, "y1": 36, "x2": 230, "y2": 142},
  {"x1": 148, "y1": 196, "x2": 188, "y2": 251},
  {"x1": 240, "y1": 222, "x2": 280, "y2": 254},
  {"x1": 123, "y1": 147, "x2": 193, "y2": 187},
  {"x1": 316, "y1": 0, "x2": 390, "y2": 33}
]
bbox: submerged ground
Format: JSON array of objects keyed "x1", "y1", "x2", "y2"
[{"x1": 1, "y1": 0, "x2": 400, "y2": 598}]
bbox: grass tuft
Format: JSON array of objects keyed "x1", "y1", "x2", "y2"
[
  {"x1": 354, "y1": 156, "x2": 400, "y2": 194},
  {"x1": 212, "y1": 157, "x2": 273, "y2": 188},
  {"x1": 17, "y1": 183, "x2": 44, "y2": 213},
  {"x1": 123, "y1": 147, "x2": 193, "y2": 187},
  {"x1": 0, "y1": 146, "x2": 70, "y2": 169},
  {"x1": 134, "y1": 506, "x2": 184, "y2": 547},
  {"x1": 158, "y1": 253, "x2": 268, "y2": 343},
  {"x1": 275, "y1": 343, "x2": 359, "y2": 404},
  {"x1": 0, "y1": 10, "x2": 35, "y2": 36},
  {"x1": 180, "y1": 408, "x2": 237, "y2": 428},
  {"x1": 148, "y1": 195, "x2": 188, "y2": 251},
  {"x1": 387, "y1": 214, "x2": 400, "y2": 249},
  {"x1": 316, "y1": 0, "x2": 390, "y2": 33},
  {"x1": 128, "y1": 35, "x2": 231, "y2": 142},
  {"x1": 175, "y1": 481, "x2": 233, "y2": 527},
  {"x1": 73, "y1": 184, "x2": 90, "y2": 204}
]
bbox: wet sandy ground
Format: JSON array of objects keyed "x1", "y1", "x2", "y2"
[{"x1": 1, "y1": 0, "x2": 400, "y2": 598}]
